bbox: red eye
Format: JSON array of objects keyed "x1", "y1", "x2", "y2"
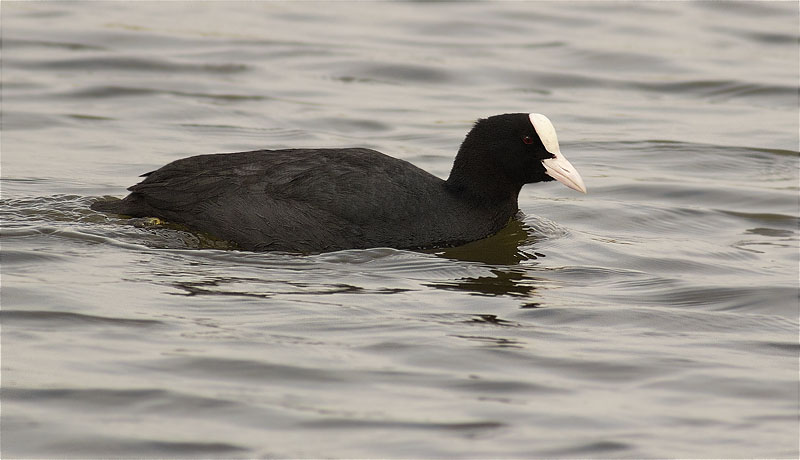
[{"x1": 522, "y1": 136, "x2": 534, "y2": 145}]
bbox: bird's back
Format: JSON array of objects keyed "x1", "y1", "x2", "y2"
[{"x1": 95, "y1": 148, "x2": 472, "y2": 252}]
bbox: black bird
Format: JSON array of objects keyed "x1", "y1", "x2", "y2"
[{"x1": 92, "y1": 113, "x2": 586, "y2": 253}]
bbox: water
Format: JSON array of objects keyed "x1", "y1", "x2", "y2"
[{"x1": 2, "y1": 2, "x2": 798, "y2": 458}]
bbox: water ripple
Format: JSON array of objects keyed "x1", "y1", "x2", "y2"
[
  {"x1": 22, "y1": 56, "x2": 248, "y2": 73},
  {"x1": 0, "y1": 310, "x2": 165, "y2": 328}
]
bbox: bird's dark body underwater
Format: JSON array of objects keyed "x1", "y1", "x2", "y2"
[{"x1": 91, "y1": 113, "x2": 586, "y2": 253}]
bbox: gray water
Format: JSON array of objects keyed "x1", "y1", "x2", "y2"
[{"x1": 1, "y1": 2, "x2": 798, "y2": 458}]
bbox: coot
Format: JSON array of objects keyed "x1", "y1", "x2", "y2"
[{"x1": 92, "y1": 113, "x2": 586, "y2": 253}]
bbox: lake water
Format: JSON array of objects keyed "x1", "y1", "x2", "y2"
[{"x1": 1, "y1": 2, "x2": 798, "y2": 458}]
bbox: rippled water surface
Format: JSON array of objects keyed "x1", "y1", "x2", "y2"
[{"x1": 2, "y1": 2, "x2": 798, "y2": 458}]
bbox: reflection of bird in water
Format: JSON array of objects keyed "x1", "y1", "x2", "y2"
[
  {"x1": 429, "y1": 218, "x2": 548, "y2": 298},
  {"x1": 424, "y1": 266, "x2": 541, "y2": 298},
  {"x1": 432, "y1": 217, "x2": 540, "y2": 265}
]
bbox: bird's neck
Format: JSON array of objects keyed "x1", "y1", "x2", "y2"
[{"x1": 445, "y1": 147, "x2": 522, "y2": 209}]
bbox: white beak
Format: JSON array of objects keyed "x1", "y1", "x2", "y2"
[
  {"x1": 542, "y1": 151, "x2": 587, "y2": 194},
  {"x1": 528, "y1": 113, "x2": 587, "y2": 194}
]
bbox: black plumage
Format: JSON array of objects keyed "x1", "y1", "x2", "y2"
[{"x1": 92, "y1": 113, "x2": 585, "y2": 253}]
